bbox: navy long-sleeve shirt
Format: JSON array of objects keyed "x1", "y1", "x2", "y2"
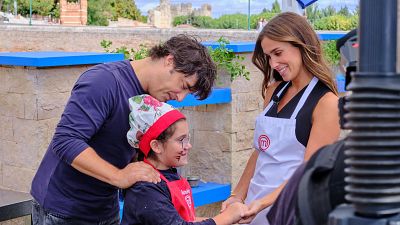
[
  {"x1": 121, "y1": 168, "x2": 216, "y2": 225},
  {"x1": 31, "y1": 60, "x2": 145, "y2": 222}
]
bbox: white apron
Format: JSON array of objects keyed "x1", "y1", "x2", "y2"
[{"x1": 245, "y1": 77, "x2": 318, "y2": 225}]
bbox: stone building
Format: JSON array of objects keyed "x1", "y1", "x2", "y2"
[
  {"x1": 60, "y1": 0, "x2": 87, "y2": 25},
  {"x1": 148, "y1": 0, "x2": 212, "y2": 28}
]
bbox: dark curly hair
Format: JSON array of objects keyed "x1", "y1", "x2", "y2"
[{"x1": 149, "y1": 34, "x2": 217, "y2": 100}]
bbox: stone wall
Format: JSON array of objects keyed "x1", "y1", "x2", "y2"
[
  {"x1": 148, "y1": 0, "x2": 212, "y2": 28},
  {"x1": 0, "y1": 54, "x2": 263, "y2": 193},
  {"x1": 0, "y1": 25, "x2": 259, "y2": 52},
  {"x1": 0, "y1": 65, "x2": 91, "y2": 192}
]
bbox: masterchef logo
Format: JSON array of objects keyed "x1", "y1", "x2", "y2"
[{"x1": 258, "y1": 135, "x2": 270, "y2": 152}]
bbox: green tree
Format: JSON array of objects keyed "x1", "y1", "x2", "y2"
[
  {"x1": 87, "y1": 0, "x2": 115, "y2": 26},
  {"x1": 192, "y1": 16, "x2": 215, "y2": 28},
  {"x1": 271, "y1": 0, "x2": 281, "y2": 13},
  {"x1": 115, "y1": 0, "x2": 141, "y2": 20},
  {"x1": 173, "y1": 15, "x2": 190, "y2": 26},
  {"x1": 305, "y1": 4, "x2": 322, "y2": 23},
  {"x1": 16, "y1": 0, "x2": 54, "y2": 16},
  {"x1": 321, "y1": 5, "x2": 336, "y2": 17},
  {"x1": 337, "y1": 6, "x2": 350, "y2": 17},
  {"x1": 50, "y1": 2, "x2": 60, "y2": 19},
  {"x1": 314, "y1": 15, "x2": 358, "y2": 30}
]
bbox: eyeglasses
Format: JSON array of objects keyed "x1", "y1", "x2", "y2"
[{"x1": 177, "y1": 134, "x2": 191, "y2": 149}]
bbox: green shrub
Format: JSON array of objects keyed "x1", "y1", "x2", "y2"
[
  {"x1": 314, "y1": 15, "x2": 358, "y2": 30},
  {"x1": 208, "y1": 37, "x2": 250, "y2": 81},
  {"x1": 100, "y1": 40, "x2": 149, "y2": 60},
  {"x1": 322, "y1": 40, "x2": 340, "y2": 66},
  {"x1": 100, "y1": 37, "x2": 250, "y2": 81}
]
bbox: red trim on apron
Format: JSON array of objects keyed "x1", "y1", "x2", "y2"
[{"x1": 144, "y1": 159, "x2": 196, "y2": 222}]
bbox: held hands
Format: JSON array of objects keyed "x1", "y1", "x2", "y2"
[
  {"x1": 221, "y1": 196, "x2": 245, "y2": 213},
  {"x1": 238, "y1": 199, "x2": 265, "y2": 224},
  {"x1": 114, "y1": 161, "x2": 161, "y2": 189},
  {"x1": 223, "y1": 202, "x2": 249, "y2": 224}
]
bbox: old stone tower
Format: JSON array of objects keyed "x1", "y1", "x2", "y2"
[
  {"x1": 60, "y1": 0, "x2": 88, "y2": 25},
  {"x1": 148, "y1": 0, "x2": 212, "y2": 28}
]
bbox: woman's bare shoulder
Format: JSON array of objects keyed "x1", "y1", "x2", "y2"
[{"x1": 263, "y1": 81, "x2": 282, "y2": 107}]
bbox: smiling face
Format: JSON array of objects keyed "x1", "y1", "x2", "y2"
[
  {"x1": 150, "y1": 119, "x2": 191, "y2": 169},
  {"x1": 261, "y1": 37, "x2": 307, "y2": 82},
  {"x1": 148, "y1": 55, "x2": 198, "y2": 102}
]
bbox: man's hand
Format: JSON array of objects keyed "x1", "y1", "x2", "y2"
[{"x1": 113, "y1": 161, "x2": 161, "y2": 189}]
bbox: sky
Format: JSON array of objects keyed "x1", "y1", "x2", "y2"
[{"x1": 135, "y1": 0, "x2": 359, "y2": 18}]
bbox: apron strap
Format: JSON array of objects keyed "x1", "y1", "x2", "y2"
[
  {"x1": 262, "y1": 81, "x2": 291, "y2": 115},
  {"x1": 290, "y1": 76, "x2": 319, "y2": 119}
]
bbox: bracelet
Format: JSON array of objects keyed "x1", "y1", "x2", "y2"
[{"x1": 229, "y1": 193, "x2": 244, "y2": 203}]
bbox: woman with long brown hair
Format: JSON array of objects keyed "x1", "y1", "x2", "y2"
[{"x1": 221, "y1": 12, "x2": 340, "y2": 225}]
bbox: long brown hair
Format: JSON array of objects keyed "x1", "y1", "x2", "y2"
[{"x1": 252, "y1": 12, "x2": 338, "y2": 99}]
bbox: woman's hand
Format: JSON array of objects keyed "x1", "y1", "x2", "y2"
[
  {"x1": 238, "y1": 199, "x2": 266, "y2": 224},
  {"x1": 221, "y1": 196, "x2": 244, "y2": 213}
]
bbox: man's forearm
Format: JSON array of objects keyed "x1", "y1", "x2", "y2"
[{"x1": 71, "y1": 147, "x2": 120, "y2": 186}]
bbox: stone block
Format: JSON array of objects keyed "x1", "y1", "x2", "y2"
[
  {"x1": 0, "y1": 67, "x2": 36, "y2": 94},
  {"x1": 36, "y1": 67, "x2": 82, "y2": 94},
  {"x1": 2, "y1": 164, "x2": 35, "y2": 192},
  {"x1": 205, "y1": 104, "x2": 217, "y2": 112},
  {"x1": 193, "y1": 130, "x2": 231, "y2": 152},
  {"x1": 22, "y1": 94, "x2": 38, "y2": 120},
  {"x1": 231, "y1": 71, "x2": 263, "y2": 94},
  {"x1": 12, "y1": 118, "x2": 49, "y2": 166},
  {"x1": 189, "y1": 138, "x2": 231, "y2": 183},
  {"x1": 231, "y1": 111, "x2": 259, "y2": 133},
  {"x1": 233, "y1": 92, "x2": 263, "y2": 113},
  {"x1": 232, "y1": 130, "x2": 254, "y2": 152},
  {"x1": 192, "y1": 105, "x2": 207, "y2": 112},
  {"x1": 231, "y1": 149, "x2": 253, "y2": 188},
  {"x1": 37, "y1": 92, "x2": 70, "y2": 120},
  {"x1": 0, "y1": 116, "x2": 13, "y2": 141},
  {"x1": 1, "y1": 140, "x2": 40, "y2": 170},
  {"x1": 182, "y1": 105, "x2": 232, "y2": 132},
  {"x1": 0, "y1": 93, "x2": 24, "y2": 118}
]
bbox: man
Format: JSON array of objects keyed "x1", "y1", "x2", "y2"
[{"x1": 31, "y1": 34, "x2": 217, "y2": 225}]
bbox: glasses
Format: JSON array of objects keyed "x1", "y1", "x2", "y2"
[{"x1": 177, "y1": 134, "x2": 191, "y2": 149}]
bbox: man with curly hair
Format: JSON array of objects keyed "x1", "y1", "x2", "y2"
[{"x1": 31, "y1": 34, "x2": 217, "y2": 225}]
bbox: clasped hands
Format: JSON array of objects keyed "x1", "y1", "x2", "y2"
[{"x1": 221, "y1": 196, "x2": 265, "y2": 224}]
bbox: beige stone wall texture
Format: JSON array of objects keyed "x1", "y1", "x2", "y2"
[
  {"x1": 0, "y1": 25, "x2": 259, "y2": 52},
  {"x1": 0, "y1": 65, "x2": 90, "y2": 192}
]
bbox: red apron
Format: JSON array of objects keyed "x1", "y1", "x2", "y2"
[{"x1": 144, "y1": 159, "x2": 196, "y2": 222}]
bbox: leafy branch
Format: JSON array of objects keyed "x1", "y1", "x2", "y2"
[
  {"x1": 208, "y1": 37, "x2": 250, "y2": 81},
  {"x1": 100, "y1": 40, "x2": 149, "y2": 60},
  {"x1": 100, "y1": 37, "x2": 250, "y2": 81}
]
